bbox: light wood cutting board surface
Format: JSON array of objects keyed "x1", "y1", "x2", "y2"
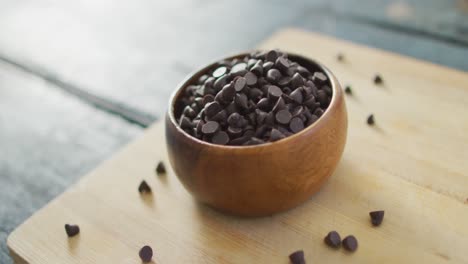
[{"x1": 8, "y1": 28, "x2": 468, "y2": 263}]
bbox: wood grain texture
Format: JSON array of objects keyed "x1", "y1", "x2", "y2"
[{"x1": 8, "y1": 29, "x2": 468, "y2": 263}]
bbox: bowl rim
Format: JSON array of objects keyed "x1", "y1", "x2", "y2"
[{"x1": 167, "y1": 50, "x2": 341, "y2": 150}]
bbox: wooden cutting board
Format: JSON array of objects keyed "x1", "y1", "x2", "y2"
[{"x1": 8, "y1": 28, "x2": 468, "y2": 264}]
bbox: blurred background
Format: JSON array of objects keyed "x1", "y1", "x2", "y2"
[{"x1": 0, "y1": 0, "x2": 467, "y2": 263}]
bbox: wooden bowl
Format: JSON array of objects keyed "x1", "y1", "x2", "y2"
[{"x1": 165, "y1": 52, "x2": 347, "y2": 217}]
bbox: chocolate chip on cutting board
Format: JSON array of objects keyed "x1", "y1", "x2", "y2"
[
  {"x1": 289, "y1": 250, "x2": 306, "y2": 264},
  {"x1": 138, "y1": 180, "x2": 152, "y2": 194},
  {"x1": 324, "y1": 231, "x2": 341, "y2": 248},
  {"x1": 64, "y1": 224, "x2": 80, "y2": 237},
  {"x1": 369, "y1": 210, "x2": 385, "y2": 226},
  {"x1": 139, "y1": 245, "x2": 153, "y2": 263}
]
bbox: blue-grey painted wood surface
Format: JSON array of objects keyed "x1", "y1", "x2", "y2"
[{"x1": 0, "y1": 0, "x2": 467, "y2": 262}]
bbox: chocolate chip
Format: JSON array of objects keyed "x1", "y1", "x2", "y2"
[
  {"x1": 178, "y1": 115, "x2": 191, "y2": 130},
  {"x1": 227, "y1": 126, "x2": 243, "y2": 137},
  {"x1": 234, "y1": 93, "x2": 248, "y2": 110},
  {"x1": 268, "y1": 85, "x2": 283, "y2": 100},
  {"x1": 367, "y1": 114, "x2": 375, "y2": 125},
  {"x1": 307, "y1": 114, "x2": 319, "y2": 126},
  {"x1": 212, "y1": 66, "x2": 227, "y2": 78},
  {"x1": 263, "y1": 61, "x2": 274, "y2": 71},
  {"x1": 314, "y1": 108, "x2": 324, "y2": 117},
  {"x1": 297, "y1": 66, "x2": 310, "y2": 77},
  {"x1": 139, "y1": 245, "x2": 153, "y2": 263},
  {"x1": 317, "y1": 90, "x2": 328, "y2": 106},
  {"x1": 270, "y1": 128, "x2": 285, "y2": 141},
  {"x1": 255, "y1": 109, "x2": 268, "y2": 125},
  {"x1": 211, "y1": 131, "x2": 229, "y2": 145},
  {"x1": 201, "y1": 121, "x2": 220, "y2": 135},
  {"x1": 234, "y1": 77, "x2": 247, "y2": 92},
  {"x1": 251, "y1": 61, "x2": 263, "y2": 76},
  {"x1": 337, "y1": 53, "x2": 344, "y2": 62},
  {"x1": 374, "y1": 74, "x2": 383, "y2": 84},
  {"x1": 212, "y1": 110, "x2": 227, "y2": 123},
  {"x1": 215, "y1": 75, "x2": 229, "y2": 92},
  {"x1": 222, "y1": 84, "x2": 236, "y2": 102},
  {"x1": 312, "y1": 72, "x2": 328, "y2": 83},
  {"x1": 249, "y1": 88, "x2": 263, "y2": 101},
  {"x1": 275, "y1": 109, "x2": 292, "y2": 125},
  {"x1": 227, "y1": 113, "x2": 242, "y2": 127},
  {"x1": 289, "y1": 250, "x2": 305, "y2": 264},
  {"x1": 266, "y1": 68, "x2": 282, "y2": 83},
  {"x1": 369, "y1": 210, "x2": 385, "y2": 226},
  {"x1": 231, "y1": 62, "x2": 247, "y2": 75},
  {"x1": 244, "y1": 71, "x2": 258, "y2": 86},
  {"x1": 204, "y1": 101, "x2": 222, "y2": 118},
  {"x1": 289, "y1": 117, "x2": 304, "y2": 133},
  {"x1": 265, "y1": 50, "x2": 278, "y2": 62},
  {"x1": 244, "y1": 137, "x2": 265, "y2": 145},
  {"x1": 255, "y1": 125, "x2": 269, "y2": 138},
  {"x1": 256, "y1": 97, "x2": 270, "y2": 111},
  {"x1": 324, "y1": 231, "x2": 341, "y2": 248},
  {"x1": 342, "y1": 235, "x2": 358, "y2": 252},
  {"x1": 64, "y1": 224, "x2": 80, "y2": 237},
  {"x1": 290, "y1": 88, "x2": 303, "y2": 104},
  {"x1": 272, "y1": 97, "x2": 286, "y2": 113},
  {"x1": 278, "y1": 76, "x2": 292, "y2": 87},
  {"x1": 323, "y1": 85, "x2": 332, "y2": 96},
  {"x1": 247, "y1": 58, "x2": 257, "y2": 69},
  {"x1": 138, "y1": 180, "x2": 151, "y2": 193},
  {"x1": 275, "y1": 56, "x2": 290, "y2": 72},
  {"x1": 156, "y1": 161, "x2": 166, "y2": 175},
  {"x1": 291, "y1": 73, "x2": 304, "y2": 88},
  {"x1": 345, "y1": 85, "x2": 352, "y2": 95},
  {"x1": 202, "y1": 94, "x2": 215, "y2": 106}
]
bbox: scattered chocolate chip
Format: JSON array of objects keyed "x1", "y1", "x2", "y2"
[
  {"x1": 138, "y1": 180, "x2": 152, "y2": 193},
  {"x1": 289, "y1": 250, "x2": 305, "y2": 264},
  {"x1": 64, "y1": 224, "x2": 80, "y2": 237},
  {"x1": 342, "y1": 235, "x2": 358, "y2": 252},
  {"x1": 156, "y1": 162, "x2": 166, "y2": 175},
  {"x1": 337, "y1": 53, "x2": 344, "y2": 62},
  {"x1": 324, "y1": 231, "x2": 341, "y2": 248},
  {"x1": 290, "y1": 88, "x2": 303, "y2": 104},
  {"x1": 139, "y1": 245, "x2": 153, "y2": 263},
  {"x1": 345, "y1": 85, "x2": 352, "y2": 95},
  {"x1": 367, "y1": 114, "x2": 375, "y2": 125},
  {"x1": 369, "y1": 210, "x2": 385, "y2": 226},
  {"x1": 374, "y1": 74, "x2": 383, "y2": 84}
]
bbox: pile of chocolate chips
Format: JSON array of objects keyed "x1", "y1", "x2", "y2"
[{"x1": 176, "y1": 49, "x2": 332, "y2": 146}]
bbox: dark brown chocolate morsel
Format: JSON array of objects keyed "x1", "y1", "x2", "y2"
[
  {"x1": 324, "y1": 231, "x2": 341, "y2": 248},
  {"x1": 369, "y1": 210, "x2": 385, "y2": 226},
  {"x1": 156, "y1": 161, "x2": 166, "y2": 175},
  {"x1": 342, "y1": 235, "x2": 358, "y2": 252},
  {"x1": 289, "y1": 250, "x2": 305, "y2": 264},
  {"x1": 275, "y1": 109, "x2": 292, "y2": 125},
  {"x1": 139, "y1": 245, "x2": 153, "y2": 263},
  {"x1": 64, "y1": 224, "x2": 80, "y2": 237}
]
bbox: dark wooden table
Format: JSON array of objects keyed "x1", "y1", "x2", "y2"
[{"x1": 1, "y1": 0, "x2": 467, "y2": 262}]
